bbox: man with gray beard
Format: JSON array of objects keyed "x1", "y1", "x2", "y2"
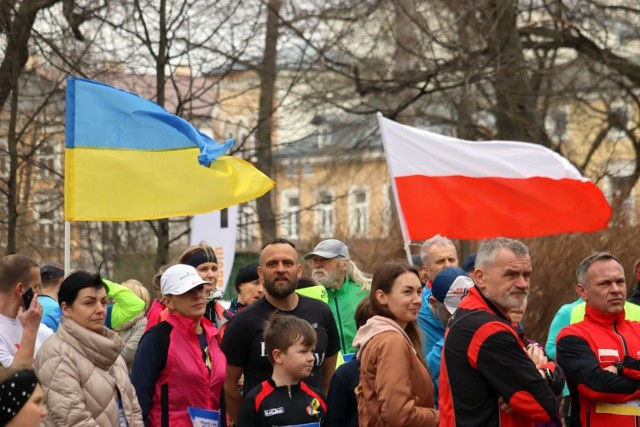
[
  {"x1": 221, "y1": 238, "x2": 340, "y2": 424},
  {"x1": 304, "y1": 239, "x2": 370, "y2": 354},
  {"x1": 438, "y1": 238, "x2": 564, "y2": 427}
]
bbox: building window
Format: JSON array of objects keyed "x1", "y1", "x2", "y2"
[
  {"x1": 608, "y1": 100, "x2": 630, "y2": 140},
  {"x1": 237, "y1": 201, "x2": 257, "y2": 249},
  {"x1": 318, "y1": 124, "x2": 331, "y2": 148},
  {"x1": 37, "y1": 140, "x2": 61, "y2": 179},
  {"x1": 281, "y1": 190, "x2": 300, "y2": 239},
  {"x1": 315, "y1": 189, "x2": 335, "y2": 238},
  {"x1": 605, "y1": 159, "x2": 635, "y2": 225},
  {"x1": 33, "y1": 192, "x2": 61, "y2": 249},
  {"x1": 349, "y1": 186, "x2": 369, "y2": 237},
  {"x1": 286, "y1": 161, "x2": 296, "y2": 179},
  {"x1": 545, "y1": 106, "x2": 569, "y2": 143},
  {"x1": 382, "y1": 184, "x2": 392, "y2": 236},
  {"x1": 304, "y1": 161, "x2": 313, "y2": 177}
]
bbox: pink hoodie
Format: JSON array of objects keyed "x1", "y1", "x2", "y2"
[{"x1": 353, "y1": 315, "x2": 415, "y2": 359}]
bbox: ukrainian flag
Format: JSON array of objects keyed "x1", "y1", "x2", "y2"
[{"x1": 64, "y1": 77, "x2": 274, "y2": 221}]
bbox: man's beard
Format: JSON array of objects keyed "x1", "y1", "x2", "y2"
[
  {"x1": 485, "y1": 289, "x2": 529, "y2": 312},
  {"x1": 264, "y1": 275, "x2": 297, "y2": 298},
  {"x1": 312, "y1": 268, "x2": 340, "y2": 289}
]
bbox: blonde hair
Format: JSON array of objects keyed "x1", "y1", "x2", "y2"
[{"x1": 123, "y1": 279, "x2": 151, "y2": 311}]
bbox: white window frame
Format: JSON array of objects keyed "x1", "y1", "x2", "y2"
[
  {"x1": 382, "y1": 184, "x2": 392, "y2": 236},
  {"x1": 545, "y1": 105, "x2": 570, "y2": 144},
  {"x1": 280, "y1": 189, "x2": 301, "y2": 239},
  {"x1": 604, "y1": 159, "x2": 636, "y2": 224},
  {"x1": 348, "y1": 186, "x2": 369, "y2": 237},
  {"x1": 315, "y1": 188, "x2": 335, "y2": 238},
  {"x1": 237, "y1": 201, "x2": 257, "y2": 249},
  {"x1": 608, "y1": 100, "x2": 630, "y2": 140}
]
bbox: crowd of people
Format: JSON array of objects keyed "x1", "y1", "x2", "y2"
[{"x1": 0, "y1": 235, "x2": 638, "y2": 426}]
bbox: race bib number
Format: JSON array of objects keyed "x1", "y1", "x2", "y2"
[{"x1": 187, "y1": 406, "x2": 220, "y2": 427}]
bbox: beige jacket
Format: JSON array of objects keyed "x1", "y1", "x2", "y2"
[
  {"x1": 354, "y1": 315, "x2": 439, "y2": 427},
  {"x1": 35, "y1": 317, "x2": 143, "y2": 426}
]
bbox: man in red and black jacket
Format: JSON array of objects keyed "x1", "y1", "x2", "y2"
[
  {"x1": 557, "y1": 252, "x2": 640, "y2": 427},
  {"x1": 439, "y1": 238, "x2": 564, "y2": 427}
]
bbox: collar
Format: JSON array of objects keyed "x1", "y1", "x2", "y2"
[
  {"x1": 267, "y1": 377, "x2": 301, "y2": 392},
  {"x1": 167, "y1": 310, "x2": 219, "y2": 337},
  {"x1": 584, "y1": 304, "x2": 626, "y2": 327},
  {"x1": 58, "y1": 317, "x2": 123, "y2": 369},
  {"x1": 458, "y1": 287, "x2": 512, "y2": 323}
]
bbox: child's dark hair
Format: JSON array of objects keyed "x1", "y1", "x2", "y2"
[
  {"x1": 264, "y1": 312, "x2": 316, "y2": 365},
  {"x1": 354, "y1": 297, "x2": 373, "y2": 329}
]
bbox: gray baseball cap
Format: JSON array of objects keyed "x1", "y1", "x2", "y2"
[{"x1": 304, "y1": 239, "x2": 349, "y2": 260}]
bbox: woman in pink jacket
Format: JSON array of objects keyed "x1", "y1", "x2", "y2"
[{"x1": 132, "y1": 264, "x2": 226, "y2": 427}]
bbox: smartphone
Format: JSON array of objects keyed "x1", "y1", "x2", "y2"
[{"x1": 22, "y1": 287, "x2": 34, "y2": 309}]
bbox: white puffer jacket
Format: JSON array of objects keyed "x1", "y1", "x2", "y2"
[{"x1": 35, "y1": 317, "x2": 143, "y2": 426}]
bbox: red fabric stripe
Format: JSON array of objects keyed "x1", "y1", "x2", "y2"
[
  {"x1": 509, "y1": 390, "x2": 551, "y2": 422},
  {"x1": 468, "y1": 322, "x2": 516, "y2": 369},
  {"x1": 577, "y1": 382, "x2": 640, "y2": 402},
  {"x1": 300, "y1": 381, "x2": 327, "y2": 413},
  {"x1": 254, "y1": 381, "x2": 275, "y2": 412},
  {"x1": 395, "y1": 175, "x2": 611, "y2": 240}
]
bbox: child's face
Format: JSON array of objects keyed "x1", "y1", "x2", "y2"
[{"x1": 280, "y1": 339, "x2": 315, "y2": 380}]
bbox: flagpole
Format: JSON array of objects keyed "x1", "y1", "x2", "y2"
[
  {"x1": 377, "y1": 112, "x2": 414, "y2": 263},
  {"x1": 64, "y1": 221, "x2": 70, "y2": 275}
]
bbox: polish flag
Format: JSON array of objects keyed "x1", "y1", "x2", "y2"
[{"x1": 377, "y1": 113, "x2": 612, "y2": 241}]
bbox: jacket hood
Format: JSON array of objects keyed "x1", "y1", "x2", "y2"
[{"x1": 353, "y1": 315, "x2": 412, "y2": 360}]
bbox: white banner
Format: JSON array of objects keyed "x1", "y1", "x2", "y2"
[{"x1": 190, "y1": 206, "x2": 238, "y2": 293}]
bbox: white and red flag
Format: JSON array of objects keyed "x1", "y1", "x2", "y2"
[{"x1": 377, "y1": 113, "x2": 612, "y2": 241}]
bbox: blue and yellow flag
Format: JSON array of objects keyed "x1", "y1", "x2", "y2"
[{"x1": 64, "y1": 77, "x2": 274, "y2": 221}]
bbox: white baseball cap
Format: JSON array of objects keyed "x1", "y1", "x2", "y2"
[
  {"x1": 432, "y1": 267, "x2": 474, "y2": 315},
  {"x1": 161, "y1": 264, "x2": 211, "y2": 296}
]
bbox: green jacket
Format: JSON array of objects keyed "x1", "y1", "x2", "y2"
[
  {"x1": 570, "y1": 300, "x2": 640, "y2": 324},
  {"x1": 326, "y1": 277, "x2": 369, "y2": 354},
  {"x1": 103, "y1": 279, "x2": 146, "y2": 330}
]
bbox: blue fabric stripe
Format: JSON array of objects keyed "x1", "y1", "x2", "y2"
[
  {"x1": 65, "y1": 77, "x2": 234, "y2": 165},
  {"x1": 66, "y1": 78, "x2": 76, "y2": 148}
]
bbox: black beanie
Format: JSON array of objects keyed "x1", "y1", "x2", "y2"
[{"x1": 234, "y1": 263, "x2": 259, "y2": 293}]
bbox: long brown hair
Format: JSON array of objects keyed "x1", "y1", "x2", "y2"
[{"x1": 369, "y1": 261, "x2": 426, "y2": 367}]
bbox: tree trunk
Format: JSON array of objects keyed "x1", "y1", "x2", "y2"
[
  {"x1": 482, "y1": 0, "x2": 549, "y2": 146},
  {"x1": 6, "y1": 71, "x2": 20, "y2": 255},
  {"x1": 255, "y1": 0, "x2": 281, "y2": 245},
  {"x1": 152, "y1": 0, "x2": 170, "y2": 270}
]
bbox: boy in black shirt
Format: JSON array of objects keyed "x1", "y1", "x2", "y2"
[{"x1": 238, "y1": 313, "x2": 327, "y2": 426}]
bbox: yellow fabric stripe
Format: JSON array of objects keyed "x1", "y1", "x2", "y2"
[
  {"x1": 64, "y1": 147, "x2": 274, "y2": 221},
  {"x1": 597, "y1": 401, "x2": 640, "y2": 416}
]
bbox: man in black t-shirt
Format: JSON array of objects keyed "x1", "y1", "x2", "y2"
[{"x1": 221, "y1": 237, "x2": 340, "y2": 424}]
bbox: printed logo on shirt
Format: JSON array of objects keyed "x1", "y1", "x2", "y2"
[
  {"x1": 306, "y1": 398, "x2": 321, "y2": 417},
  {"x1": 311, "y1": 323, "x2": 318, "y2": 329},
  {"x1": 313, "y1": 352, "x2": 325, "y2": 366},
  {"x1": 264, "y1": 407, "x2": 285, "y2": 417},
  {"x1": 598, "y1": 348, "x2": 620, "y2": 363}
]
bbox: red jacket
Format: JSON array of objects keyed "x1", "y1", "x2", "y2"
[{"x1": 557, "y1": 306, "x2": 640, "y2": 427}]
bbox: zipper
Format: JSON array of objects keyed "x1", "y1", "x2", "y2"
[
  {"x1": 332, "y1": 291, "x2": 347, "y2": 353},
  {"x1": 586, "y1": 406, "x2": 590, "y2": 427},
  {"x1": 612, "y1": 321, "x2": 637, "y2": 425}
]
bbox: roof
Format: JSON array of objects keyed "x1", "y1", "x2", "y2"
[{"x1": 274, "y1": 114, "x2": 383, "y2": 160}]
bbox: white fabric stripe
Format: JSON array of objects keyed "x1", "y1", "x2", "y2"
[
  {"x1": 597, "y1": 349, "x2": 620, "y2": 358},
  {"x1": 377, "y1": 113, "x2": 587, "y2": 181}
]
